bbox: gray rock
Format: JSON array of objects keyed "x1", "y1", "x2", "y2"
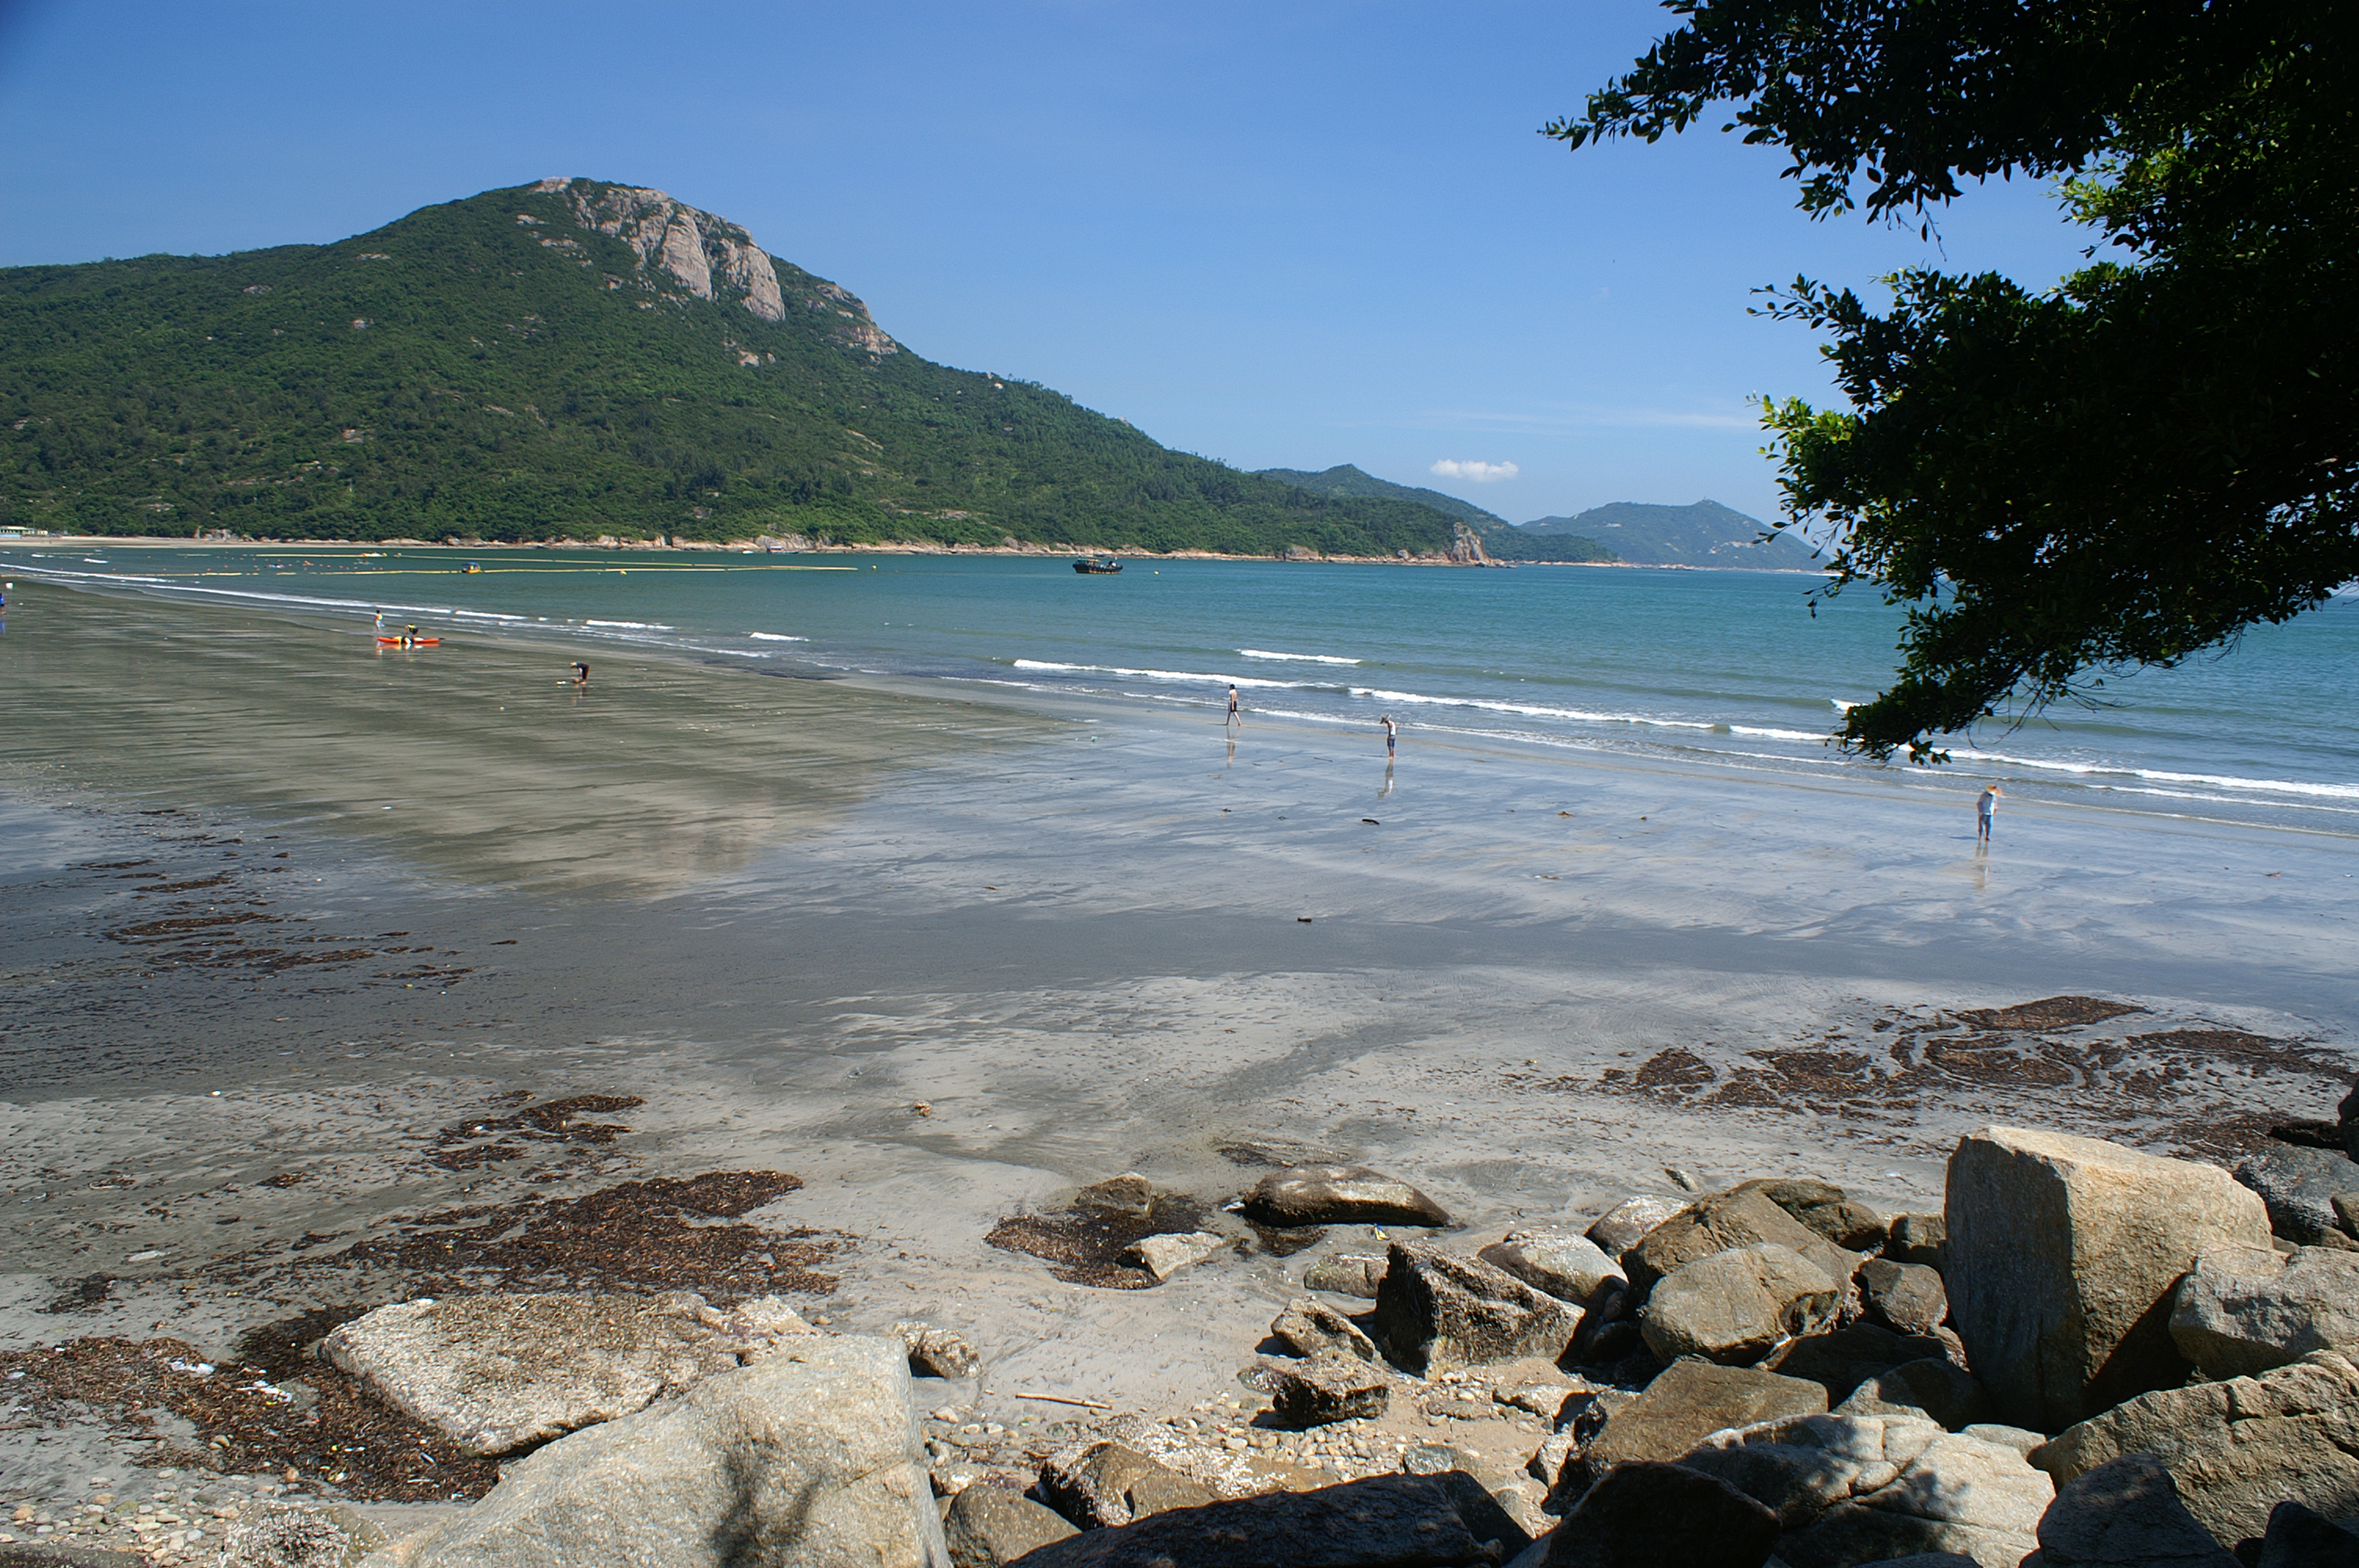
[
  {"x1": 217, "y1": 1502, "x2": 388, "y2": 1567},
  {"x1": 1480, "y1": 1232, "x2": 1626, "y2": 1308},
  {"x1": 1845, "y1": 1559, "x2": 1978, "y2": 1568},
  {"x1": 1241, "y1": 1164, "x2": 1451, "y2": 1228},
  {"x1": 1835, "y1": 1359, "x2": 1997, "y2": 1432},
  {"x1": 1038, "y1": 1441, "x2": 1217, "y2": 1529},
  {"x1": 2170, "y1": 1243, "x2": 2359, "y2": 1379},
  {"x1": 2025, "y1": 1453, "x2": 2237, "y2": 1566},
  {"x1": 1887, "y1": 1214, "x2": 1948, "y2": 1269},
  {"x1": 1542, "y1": 1460, "x2": 1782, "y2": 1568},
  {"x1": 1273, "y1": 1296, "x2": 1379, "y2": 1362},
  {"x1": 1681, "y1": 1410, "x2": 1950, "y2": 1530},
  {"x1": 1586, "y1": 1194, "x2": 1692, "y2": 1258},
  {"x1": 943, "y1": 1486, "x2": 1076, "y2": 1568},
  {"x1": 1732, "y1": 1178, "x2": 1890, "y2": 1252},
  {"x1": 1006, "y1": 1473, "x2": 1501, "y2": 1567},
  {"x1": 1496, "y1": 1380, "x2": 1587, "y2": 1421},
  {"x1": 1371, "y1": 1243, "x2": 1579, "y2": 1375},
  {"x1": 1120, "y1": 1230, "x2": 1226, "y2": 1281},
  {"x1": 1304, "y1": 1253, "x2": 1390, "y2": 1299},
  {"x1": 2254, "y1": 1501, "x2": 2359, "y2": 1568},
  {"x1": 1769, "y1": 1425, "x2": 2053, "y2": 1568},
  {"x1": 896, "y1": 1322, "x2": 983, "y2": 1379},
  {"x1": 2031, "y1": 1349, "x2": 2359, "y2": 1547},
  {"x1": 321, "y1": 1291, "x2": 743, "y2": 1456},
  {"x1": 1623, "y1": 1189, "x2": 1859, "y2": 1301},
  {"x1": 1579, "y1": 1358, "x2": 1829, "y2": 1482},
  {"x1": 372, "y1": 1335, "x2": 947, "y2": 1568},
  {"x1": 1074, "y1": 1173, "x2": 1154, "y2": 1216},
  {"x1": 1946, "y1": 1125, "x2": 2272, "y2": 1432},
  {"x1": 1961, "y1": 1424, "x2": 2047, "y2": 1457},
  {"x1": 0, "y1": 1548, "x2": 144, "y2": 1566},
  {"x1": 1764, "y1": 1323, "x2": 1955, "y2": 1406},
  {"x1": 1270, "y1": 1355, "x2": 1391, "y2": 1427},
  {"x1": 1857, "y1": 1259, "x2": 1950, "y2": 1336},
  {"x1": 2237, "y1": 1145, "x2": 2359, "y2": 1247},
  {"x1": 1414, "y1": 1466, "x2": 1533, "y2": 1559},
  {"x1": 1641, "y1": 1243, "x2": 1841, "y2": 1366}
]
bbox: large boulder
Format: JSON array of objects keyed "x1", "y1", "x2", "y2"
[
  {"x1": 1945, "y1": 1126, "x2": 2272, "y2": 1431},
  {"x1": 1586, "y1": 1195, "x2": 1692, "y2": 1258},
  {"x1": 1004, "y1": 1473, "x2": 1506, "y2": 1567},
  {"x1": 2024, "y1": 1453, "x2": 2237, "y2": 1567},
  {"x1": 1039, "y1": 1442, "x2": 1216, "y2": 1530},
  {"x1": 371, "y1": 1335, "x2": 947, "y2": 1568},
  {"x1": 1639, "y1": 1243, "x2": 1841, "y2": 1366},
  {"x1": 1578, "y1": 1358, "x2": 1828, "y2": 1481},
  {"x1": 1371, "y1": 1243, "x2": 1579, "y2": 1375},
  {"x1": 1479, "y1": 1232, "x2": 1625, "y2": 1308},
  {"x1": 1274, "y1": 1297, "x2": 1379, "y2": 1362},
  {"x1": 320, "y1": 1291, "x2": 751, "y2": 1455},
  {"x1": 1623, "y1": 1189, "x2": 1859, "y2": 1301},
  {"x1": 944, "y1": 1486, "x2": 1077, "y2": 1568},
  {"x1": 2170, "y1": 1243, "x2": 2359, "y2": 1378},
  {"x1": 1241, "y1": 1166, "x2": 1451, "y2": 1228},
  {"x1": 1541, "y1": 1461, "x2": 1781, "y2": 1568},
  {"x1": 1732, "y1": 1178, "x2": 1890, "y2": 1252},
  {"x1": 1764, "y1": 1323, "x2": 1956, "y2": 1406},
  {"x1": 2235, "y1": 1145, "x2": 2359, "y2": 1247},
  {"x1": 2031, "y1": 1350, "x2": 2359, "y2": 1548},
  {"x1": 1724, "y1": 1417, "x2": 2052, "y2": 1568},
  {"x1": 1857, "y1": 1260, "x2": 1950, "y2": 1337},
  {"x1": 1835, "y1": 1359, "x2": 1997, "y2": 1432}
]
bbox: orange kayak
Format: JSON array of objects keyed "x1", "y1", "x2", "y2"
[{"x1": 375, "y1": 636, "x2": 441, "y2": 645}]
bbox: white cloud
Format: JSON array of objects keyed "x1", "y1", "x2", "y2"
[{"x1": 1429, "y1": 458, "x2": 1520, "y2": 484}]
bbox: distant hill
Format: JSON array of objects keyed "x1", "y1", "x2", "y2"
[
  {"x1": 1519, "y1": 500, "x2": 1819, "y2": 569},
  {"x1": 1256, "y1": 464, "x2": 1618, "y2": 563},
  {"x1": 0, "y1": 180, "x2": 1463, "y2": 556}
]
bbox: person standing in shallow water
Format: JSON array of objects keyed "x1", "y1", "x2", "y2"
[
  {"x1": 1382, "y1": 714, "x2": 1398, "y2": 758},
  {"x1": 1977, "y1": 782, "x2": 2002, "y2": 844},
  {"x1": 571, "y1": 661, "x2": 589, "y2": 688},
  {"x1": 1226, "y1": 684, "x2": 1240, "y2": 728}
]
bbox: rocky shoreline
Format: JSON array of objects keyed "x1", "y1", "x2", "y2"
[{"x1": 17, "y1": 1104, "x2": 2359, "y2": 1568}]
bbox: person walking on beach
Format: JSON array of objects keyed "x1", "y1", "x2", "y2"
[
  {"x1": 1382, "y1": 714, "x2": 1398, "y2": 758},
  {"x1": 1226, "y1": 684, "x2": 1241, "y2": 728},
  {"x1": 1976, "y1": 782, "x2": 2002, "y2": 844}
]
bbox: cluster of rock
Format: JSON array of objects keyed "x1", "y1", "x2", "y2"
[{"x1": 187, "y1": 1127, "x2": 2359, "y2": 1567}]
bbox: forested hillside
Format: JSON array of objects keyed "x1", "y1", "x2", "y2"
[{"x1": 0, "y1": 180, "x2": 1461, "y2": 555}]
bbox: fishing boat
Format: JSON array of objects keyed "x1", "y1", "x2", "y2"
[{"x1": 1072, "y1": 557, "x2": 1124, "y2": 575}]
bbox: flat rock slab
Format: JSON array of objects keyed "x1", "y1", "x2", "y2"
[
  {"x1": 1623, "y1": 1189, "x2": 1857, "y2": 1301},
  {"x1": 1241, "y1": 1166, "x2": 1451, "y2": 1229},
  {"x1": 373, "y1": 1335, "x2": 946, "y2": 1568},
  {"x1": 1121, "y1": 1231, "x2": 1225, "y2": 1281},
  {"x1": 1274, "y1": 1297, "x2": 1379, "y2": 1362},
  {"x1": 2171, "y1": 1243, "x2": 2359, "y2": 1379},
  {"x1": 1946, "y1": 1125, "x2": 2270, "y2": 1431},
  {"x1": 1579, "y1": 1357, "x2": 1829, "y2": 1480},
  {"x1": 321, "y1": 1290, "x2": 743, "y2": 1455},
  {"x1": 2028, "y1": 1453, "x2": 2237, "y2": 1568},
  {"x1": 1479, "y1": 1232, "x2": 1624, "y2": 1308},
  {"x1": 1304, "y1": 1254, "x2": 1389, "y2": 1299},
  {"x1": 1834, "y1": 1358, "x2": 1996, "y2": 1432},
  {"x1": 1641, "y1": 1243, "x2": 1839, "y2": 1366},
  {"x1": 1371, "y1": 1243, "x2": 1578, "y2": 1375},
  {"x1": 945, "y1": 1486, "x2": 1076, "y2": 1568},
  {"x1": 2033, "y1": 1349, "x2": 2359, "y2": 1549},
  {"x1": 1732, "y1": 1178, "x2": 1889, "y2": 1252},
  {"x1": 1039, "y1": 1442, "x2": 1216, "y2": 1530},
  {"x1": 1005, "y1": 1474, "x2": 1499, "y2": 1568},
  {"x1": 1585, "y1": 1194, "x2": 1691, "y2": 1258},
  {"x1": 1270, "y1": 1355, "x2": 1390, "y2": 1428}
]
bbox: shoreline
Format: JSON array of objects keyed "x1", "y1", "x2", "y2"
[{"x1": 4, "y1": 581, "x2": 2352, "y2": 1548}]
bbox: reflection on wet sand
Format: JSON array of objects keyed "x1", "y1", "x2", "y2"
[{"x1": 5, "y1": 587, "x2": 1059, "y2": 893}]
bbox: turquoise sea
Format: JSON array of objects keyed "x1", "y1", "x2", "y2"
[{"x1": 7, "y1": 544, "x2": 2357, "y2": 837}]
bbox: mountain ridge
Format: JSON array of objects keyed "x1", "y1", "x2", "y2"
[
  {"x1": 1521, "y1": 500, "x2": 1819, "y2": 570},
  {"x1": 0, "y1": 180, "x2": 1464, "y2": 557}
]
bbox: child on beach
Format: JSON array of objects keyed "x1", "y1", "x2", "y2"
[{"x1": 1977, "y1": 783, "x2": 2002, "y2": 844}]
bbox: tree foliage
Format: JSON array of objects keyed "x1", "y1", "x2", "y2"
[
  {"x1": 1550, "y1": 1, "x2": 2357, "y2": 760},
  {"x1": 0, "y1": 184, "x2": 1460, "y2": 559}
]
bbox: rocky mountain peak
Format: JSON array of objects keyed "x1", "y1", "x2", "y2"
[{"x1": 526, "y1": 177, "x2": 896, "y2": 355}]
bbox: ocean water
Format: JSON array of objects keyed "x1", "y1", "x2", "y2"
[{"x1": 7, "y1": 544, "x2": 2356, "y2": 836}]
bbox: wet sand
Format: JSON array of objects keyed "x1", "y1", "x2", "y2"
[{"x1": 5, "y1": 579, "x2": 2356, "y2": 1524}]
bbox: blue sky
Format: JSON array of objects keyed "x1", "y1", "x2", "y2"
[{"x1": 0, "y1": 1, "x2": 2093, "y2": 524}]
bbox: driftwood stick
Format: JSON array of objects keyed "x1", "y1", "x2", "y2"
[{"x1": 1013, "y1": 1392, "x2": 1113, "y2": 1410}]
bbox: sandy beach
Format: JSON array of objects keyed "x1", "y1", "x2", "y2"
[{"x1": 5, "y1": 579, "x2": 2356, "y2": 1546}]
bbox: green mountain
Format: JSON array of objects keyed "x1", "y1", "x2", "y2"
[
  {"x1": 1255, "y1": 463, "x2": 1616, "y2": 563},
  {"x1": 1519, "y1": 500, "x2": 1819, "y2": 569},
  {"x1": 0, "y1": 180, "x2": 1462, "y2": 555}
]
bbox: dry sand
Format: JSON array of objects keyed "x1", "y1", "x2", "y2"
[{"x1": 4, "y1": 582, "x2": 2355, "y2": 1539}]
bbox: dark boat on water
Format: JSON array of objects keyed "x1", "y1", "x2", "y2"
[{"x1": 1073, "y1": 557, "x2": 1124, "y2": 575}]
